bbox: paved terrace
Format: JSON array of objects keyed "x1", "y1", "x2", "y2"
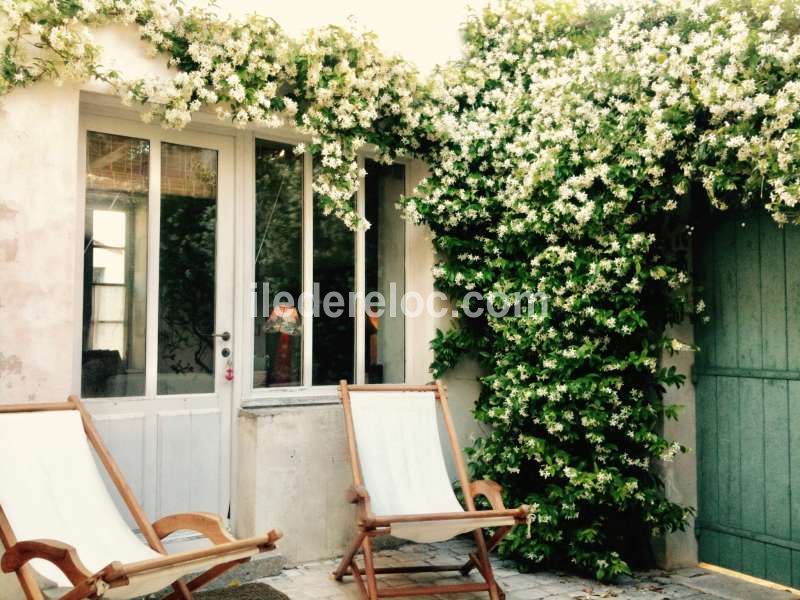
[{"x1": 259, "y1": 540, "x2": 798, "y2": 600}]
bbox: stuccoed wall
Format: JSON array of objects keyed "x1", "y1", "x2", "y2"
[
  {"x1": 236, "y1": 402, "x2": 356, "y2": 564},
  {"x1": 0, "y1": 82, "x2": 82, "y2": 403},
  {"x1": 653, "y1": 320, "x2": 699, "y2": 568}
]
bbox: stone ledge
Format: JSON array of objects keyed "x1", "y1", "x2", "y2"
[{"x1": 240, "y1": 392, "x2": 340, "y2": 411}]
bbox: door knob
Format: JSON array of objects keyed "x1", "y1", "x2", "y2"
[{"x1": 209, "y1": 331, "x2": 231, "y2": 342}]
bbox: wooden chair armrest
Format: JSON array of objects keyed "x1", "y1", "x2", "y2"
[
  {"x1": 346, "y1": 485, "x2": 375, "y2": 526},
  {"x1": 152, "y1": 512, "x2": 236, "y2": 545},
  {"x1": 1, "y1": 539, "x2": 93, "y2": 585},
  {"x1": 469, "y1": 480, "x2": 507, "y2": 511},
  {"x1": 365, "y1": 508, "x2": 523, "y2": 528},
  {"x1": 346, "y1": 484, "x2": 370, "y2": 504}
]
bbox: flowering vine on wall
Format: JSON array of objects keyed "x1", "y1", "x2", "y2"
[
  {"x1": 4, "y1": 0, "x2": 800, "y2": 583},
  {"x1": 403, "y1": 0, "x2": 800, "y2": 580},
  {"x1": 0, "y1": 0, "x2": 427, "y2": 228}
]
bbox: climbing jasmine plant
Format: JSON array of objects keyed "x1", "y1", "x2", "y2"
[
  {"x1": 403, "y1": 0, "x2": 800, "y2": 580},
  {"x1": 0, "y1": 0, "x2": 428, "y2": 228}
]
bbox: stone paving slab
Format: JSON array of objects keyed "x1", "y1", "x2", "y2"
[
  {"x1": 257, "y1": 541, "x2": 799, "y2": 600},
  {"x1": 662, "y1": 568, "x2": 798, "y2": 600}
]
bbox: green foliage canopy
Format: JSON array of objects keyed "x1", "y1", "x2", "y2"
[{"x1": 404, "y1": 0, "x2": 800, "y2": 579}]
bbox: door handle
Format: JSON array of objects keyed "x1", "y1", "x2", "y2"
[{"x1": 208, "y1": 331, "x2": 231, "y2": 342}]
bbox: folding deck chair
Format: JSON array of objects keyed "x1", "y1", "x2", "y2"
[
  {"x1": 0, "y1": 396, "x2": 281, "y2": 600},
  {"x1": 334, "y1": 381, "x2": 529, "y2": 600}
]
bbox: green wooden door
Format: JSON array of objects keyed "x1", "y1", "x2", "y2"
[{"x1": 694, "y1": 211, "x2": 800, "y2": 587}]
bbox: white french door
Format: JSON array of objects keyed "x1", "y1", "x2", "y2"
[{"x1": 77, "y1": 114, "x2": 235, "y2": 545}]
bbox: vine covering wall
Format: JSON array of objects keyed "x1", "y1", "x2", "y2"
[
  {"x1": 405, "y1": 0, "x2": 800, "y2": 580},
  {"x1": 0, "y1": 0, "x2": 427, "y2": 227},
  {"x1": 4, "y1": 0, "x2": 800, "y2": 582}
]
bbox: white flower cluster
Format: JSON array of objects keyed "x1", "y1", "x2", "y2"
[{"x1": 1, "y1": 0, "x2": 425, "y2": 229}]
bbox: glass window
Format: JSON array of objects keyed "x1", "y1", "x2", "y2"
[
  {"x1": 253, "y1": 140, "x2": 303, "y2": 388},
  {"x1": 156, "y1": 142, "x2": 218, "y2": 395},
  {"x1": 312, "y1": 196, "x2": 356, "y2": 385},
  {"x1": 364, "y1": 160, "x2": 406, "y2": 383},
  {"x1": 249, "y1": 144, "x2": 407, "y2": 389},
  {"x1": 82, "y1": 132, "x2": 149, "y2": 398}
]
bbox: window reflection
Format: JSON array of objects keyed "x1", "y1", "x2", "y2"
[
  {"x1": 82, "y1": 131, "x2": 149, "y2": 398},
  {"x1": 249, "y1": 148, "x2": 408, "y2": 388},
  {"x1": 253, "y1": 140, "x2": 303, "y2": 387},
  {"x1": 364, "y1": 160, "x2": 406, "y2": 383},
  {"x1": 313, "y1": 188, "x2": 355, "y2": 385},
  {"x1": 156, "y1": 142, "x2": 218, "y2": 395}
]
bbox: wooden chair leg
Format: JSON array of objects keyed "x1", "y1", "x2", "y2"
[
  {"x1": 334, "y1": 531, "x2": 366, "y2": 580},
  {"x1": 460, "y1": 526, "x2": 512, "y2": 575},
  {"x1": 167, "y1": 579, "x2": 192, "y2": 600},
  {"x1": 472, "y1": 529, "x2": 502, "y2": 600},
  {"x1": 184, "y1": 559, "x2": 246, "y2": 593},
  {"x1": 361, "y1": 535, "x2": 379, "y2": 600},
  {"x1": 335, "y1": 534, "x2": 512, "y2": 599},
  {"x1": 56, "y1": 581, "x2": 99, "y2": 600},
  {"x1": 14, "y1": 568, "x2": 45, "y2": 600},
  {"x1": 4, "y1": 559, "x2": 45, "y2": 599},
  {"x1": 350, "y1": 559, "x2": 368, "y2": 599}
]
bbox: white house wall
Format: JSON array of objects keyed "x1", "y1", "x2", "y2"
[{"x1": 0, "y1": 82, "x2": 82, "y2": 404}]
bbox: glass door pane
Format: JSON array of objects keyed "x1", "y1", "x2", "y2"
[
  {"x1": 253, "y1": 140, "x2": 303, "y2": 388},
  {"x1": 157, "y1": 142, "x2": 218, "y2": 395},
  {"x1": 364, "y1": 160, "x2": 406, "y2": 383},
  {"x1": 312, "y1": 194, "x2": 355, "y2": 385},
  {"x1": 82, "y1": 131, "x2": 149, "y2": 398}
]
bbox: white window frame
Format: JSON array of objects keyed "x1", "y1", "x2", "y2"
[
  {"x1": 75, "y1": 112, "x2": 236, "y2": 402},
  {"x1": 242, "y1": 138, "x2": 410, "y2": 403},
  {"x1": 73, "y1": 96, "x2": 412, "y2": 408}
]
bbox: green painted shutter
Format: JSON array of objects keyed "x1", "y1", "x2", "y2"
[{"x1": 694, "y1": 211, "x2": 800, "y2": 587}]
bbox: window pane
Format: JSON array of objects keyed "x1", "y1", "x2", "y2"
[
  {"x1": 92, "y1": 322, "x2": 125, "y2": 357},
  {"x1": 364, "y1": 161, "x2": 406, "y2": 383},
  {"x1": 313, "y1": 189, "x2": 355, "y2": 385},
  {"x1": 253, "y1": 140, "x2": 303, "y2": 388},
  {"x1": 93, "y1": 285, "x2": 126, "y2": 321},
  {"x1": 82, "y1": 131, "x2": 149, "y2": 398},
  {"x1": 157, "y1": 142, "x2": 218, "y2": 395},
  {"x1": 92, "y1": 246, "x2": 126, "y2": 284},
  {"x1": 92, "y1": 209, "x2": 127, "y2": 247}
]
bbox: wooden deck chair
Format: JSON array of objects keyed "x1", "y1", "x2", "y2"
[
  {"x1": 334, "y1": 381, "x2": 528, "y2": 600},
  {"x1": 0, "y1": 396, "x2": 281, "y2": 600}
]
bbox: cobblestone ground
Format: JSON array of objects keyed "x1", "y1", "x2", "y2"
[{"x1": 259, "y1": 540, "x2": 799, "y2": 600}]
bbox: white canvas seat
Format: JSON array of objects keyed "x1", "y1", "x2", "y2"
[
  {"x1": 349, "y1": 391, "x2": 517, "y2": 542},
  {"x1": 334, "y1": 382, "x2": 528, "y2": 600},
  {"x1": 0, "y1": 398, "x2": 280, "y2": 600}
]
